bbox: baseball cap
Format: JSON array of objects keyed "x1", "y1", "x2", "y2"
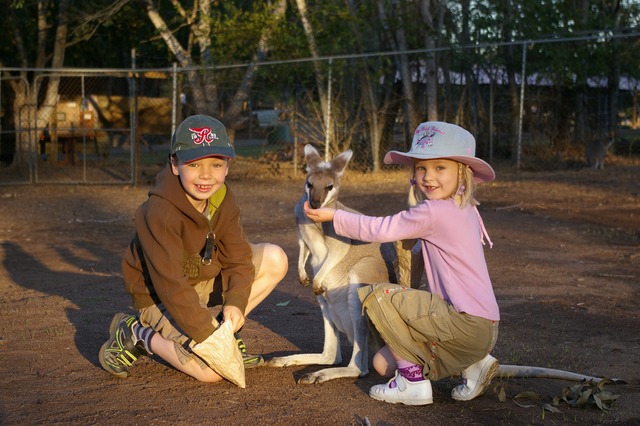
[
  {"x1": 171, "y1": 115, "x2": 236, "y2": 163},
  {"x1": 384, "y1": 121, "x2": 495, "y2": 183}
]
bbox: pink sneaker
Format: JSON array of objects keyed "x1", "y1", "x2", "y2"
[
  {"x1": 451, "y1": 354, "x2": 499, "y2": 401},
  {"x1": 369, "y1": 372, "x2": 433, "y2": 406}
]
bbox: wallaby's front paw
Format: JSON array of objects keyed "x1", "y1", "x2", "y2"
[
  {"x1": 298, "y1": 372, "x2": 325, "y2": 384},
  {"x1": 265, "y1": 357, "x2": 298, "y2": 368},
  {"x1": 312, "y1": 283, "x2": 326, "y2": 295},
  {"x1": 299, "y1": 275, "x2": 311, "y2": 287},
  {"x1": 297, "y1": 366, "x2": 364, "y2": 384}
]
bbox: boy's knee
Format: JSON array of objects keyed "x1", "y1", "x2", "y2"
[
  {"x1": 197, "y1": 372, "x2": 225, "y2": 383},
  {"x1": 265, "y1": 244, "x2": 288, "y2": 273}
]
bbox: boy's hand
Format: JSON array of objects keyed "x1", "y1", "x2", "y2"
[
  {"x1": 222, "y1": 305, "x2": 245, "y2": 333},
  {"x1": 303, "y1": 201, "x2": 336, "y2": 223}
]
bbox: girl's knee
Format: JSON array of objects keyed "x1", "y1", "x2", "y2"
[{"x1": 373, "y1": 347, "x2": 396, "y2": 378}]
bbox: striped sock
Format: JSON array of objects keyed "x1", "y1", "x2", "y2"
[{"x1": 132, "y1": 321, "x2": 155, "y2": 355}]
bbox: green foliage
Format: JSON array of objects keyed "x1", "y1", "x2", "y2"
[
  {"x1": 2, "y1": 0, "x2": 639, "y2": 165},
  {"x1": 66, "y1": 2, "x2": 163, "y2": 68},
  {"x1": 0, "y1": 0, "x2": 46, "y2": 67},
  {"x1": 209, "y1": 1, "x2": 272, "y2": 64}
]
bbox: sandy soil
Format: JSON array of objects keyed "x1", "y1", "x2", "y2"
[{"x1": 0, "y1": 156, "x2": 638, "y2": 425}]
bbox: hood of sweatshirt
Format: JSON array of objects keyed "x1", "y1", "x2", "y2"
[{"x1": 149, "y1": 165, "x2": 206, "y2": 224}]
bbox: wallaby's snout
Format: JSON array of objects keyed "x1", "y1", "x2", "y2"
[
  {"x1": 303, "y1": 144, "x2": 353, "y2": 209},
  {"x1": 306, "y1": 174, "x2": 337, "y2": 209}
]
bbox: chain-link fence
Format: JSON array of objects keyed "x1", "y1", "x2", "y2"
[
  {"x1": 2, "y1": 41, "x2": 639, "y2": 185},
  {"x1": 0, "y1": 71, "x2": 173, "y2": 185}
]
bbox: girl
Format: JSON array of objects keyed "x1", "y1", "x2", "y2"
[{"x1": 304, "y1": 121, "x2": 499, "y2": 405}]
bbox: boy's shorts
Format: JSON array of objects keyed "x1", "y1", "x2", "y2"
[
  {"x1": 358, "y1": 283, "x2": 499, "y2": 381},
  {"x1": 138, "y1": 243, "x2": 265, "y2": 369}
]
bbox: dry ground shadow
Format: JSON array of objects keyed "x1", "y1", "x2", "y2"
[{"x1": 0, "y1": 159, "x2": 638, "y2": 425}]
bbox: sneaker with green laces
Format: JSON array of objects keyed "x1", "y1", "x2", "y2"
[
  {"x1": 216, "y1": 312, "x2": 264, "y2": 368},
  {"x1": 99, "y1": 313, "x2": 148, "y2": 378},
  {"x1": 236, "y1": 335, "x2": 264, "y2": 368}
]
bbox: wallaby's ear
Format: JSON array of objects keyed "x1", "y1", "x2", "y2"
[
  {"x1": 304, "y1": 144, "x2": 323, "y2": 171},
  {"x1": 331, "y1": 150, "x2": 353, "y2": 176}
]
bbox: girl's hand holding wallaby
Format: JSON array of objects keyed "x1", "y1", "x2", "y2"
[{"x1": 303, "y1": 201, "x2": 336, "y2": 222}]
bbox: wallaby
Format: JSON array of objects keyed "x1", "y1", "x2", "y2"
[
  {"x1": 586, "y1": 131, "x2": 615, "y2": 170},
  {"x1": 266, "y1": 144, "x2": 398, "y2": 384}
]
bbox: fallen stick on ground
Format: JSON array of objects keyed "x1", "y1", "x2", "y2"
[
  {"x1": 68, "y1": 217, "x2": 124, "y2": 224},
  {"x1": 494, "y1": 202, "x2": 524, "y2": 211}
]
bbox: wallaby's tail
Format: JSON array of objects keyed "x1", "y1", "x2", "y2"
[{"x1": 497, "y1": 365, "x2": 625, "y2": 384}]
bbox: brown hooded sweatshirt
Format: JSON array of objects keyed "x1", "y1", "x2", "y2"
[{"x1": 122, "y1": 165, "x2": 254, "y2": 343}]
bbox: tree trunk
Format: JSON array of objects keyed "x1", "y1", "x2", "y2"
[
  {"x1": 143, "y1": 0, "x2": 287, "y2": 140},
  {"x1": 390, "y1": 2, "x2": 419, "y2": 132},
  {"x1": 294, "y1": 0, "x2": 328, "y2": 133},
  {"x1": 348, "y1": 0, "x2": 402, "y2": 172},
  {"x1": 142, "y1": 0, "x2": 208, "y2": 113},
  {"x1": 460, "y1": 0, "x2": 480, "y2": 133},
  {"x1": 10, "y1": 0, "x2": 69, "y2": 168},
  {"x1": 343, "y1": 0, "x2": 384, "y2": 171},
  {"x1": 420, "y1": 0, "x2": 442, "y2": 122},
  {"x1": 501, "y1": 2, "x2": 519, "y2": 159},
  {"x1": 36, "y1": 0, "x2": 69, "y2": 160},
  {"x1": 192, "y1": 0, "x2": 218, "y2": 110},
  {"x1": 573, "y1": 0, "x2": 590, "y2": 146},
  {"x1": 226, "y1": 0, "x2": 288, "y2": 134},
  {"x1": 606, "y1": 1, "x2": 622, "y2": 137}
]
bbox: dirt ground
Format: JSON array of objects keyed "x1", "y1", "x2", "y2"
[{"x1": 1, "y1": 154, "x2": 639, "y2": 425}]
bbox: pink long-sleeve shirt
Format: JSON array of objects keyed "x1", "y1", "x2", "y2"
[{"x1": 333, "y1": 199, "x2": 500, "y2": 321}]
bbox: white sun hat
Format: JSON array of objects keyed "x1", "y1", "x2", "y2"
[{"x1": 384, "y1": 121, "x2": 495, "y2": 183}]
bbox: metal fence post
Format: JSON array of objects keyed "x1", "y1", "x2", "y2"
[
  {"x1": 81, "y1": 75, "x2": 87, "y2": 182},
  {"x1": 131, "y1": 49, "x2": 138, "y2": 186},
  {"x1": 517, "y1": 42, "x2": 527, "y2": 171},
  {"x1": 172, "y1": 62, "x2": 177, "y2": 137}
]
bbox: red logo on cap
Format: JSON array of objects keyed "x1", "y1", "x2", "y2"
[{"x1": 189, "y1": 127, "x2": 219, "y2": 145}]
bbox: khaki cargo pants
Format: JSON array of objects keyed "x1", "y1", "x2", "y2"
[
  {"x1": 358, "y1": 283, "x2": 498, "y2": 381},
  {"x1": 138, "y1": 243, "x2": 264, "y2": 369}
]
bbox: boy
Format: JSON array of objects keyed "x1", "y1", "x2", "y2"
[{"x1": 99, "y1": 114, "x2": 288, "y2": 383}]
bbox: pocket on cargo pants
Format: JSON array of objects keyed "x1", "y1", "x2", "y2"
[
  {"x1": 359, "y1": 284, "x2": 429, "y2": 367},
  {"x1": 390, "y1": 289, "x2": 455, "y2": 343}
]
